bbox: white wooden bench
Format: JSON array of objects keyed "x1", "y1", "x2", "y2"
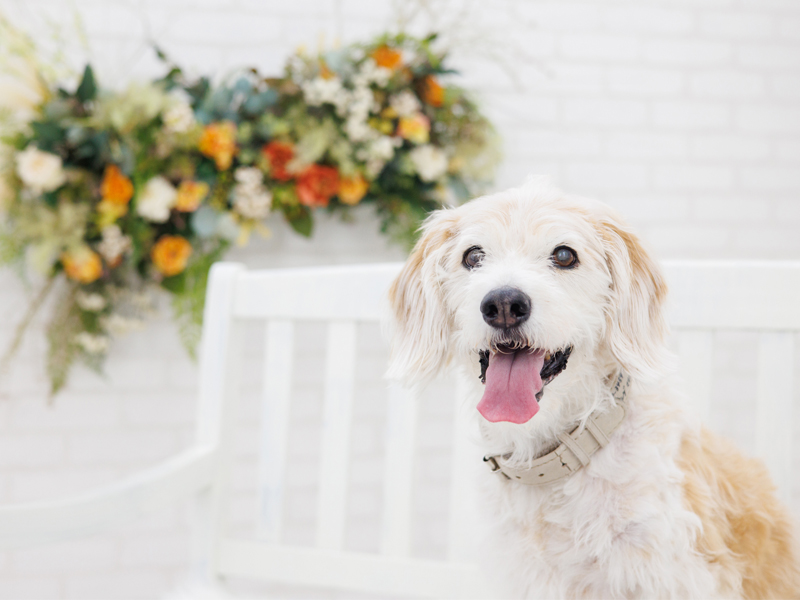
[{"x1": 0, "y1": 260, "x2": 796, "y2": 597}]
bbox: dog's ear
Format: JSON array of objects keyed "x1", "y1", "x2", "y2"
[
  {"x1": 597, "y1": 212, "x2": 669, "y2": 382},
  {"x1": 386, "y1": 210, "x2": 457, "y2": 386}
]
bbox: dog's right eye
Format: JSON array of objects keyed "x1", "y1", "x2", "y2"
[{"x1": 462, "y1": 246, "x2": 485, "y2": 270}]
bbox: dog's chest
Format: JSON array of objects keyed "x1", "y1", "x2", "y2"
[{"x1": 481, "y1": 409, "x2": 716, "y2": 598}]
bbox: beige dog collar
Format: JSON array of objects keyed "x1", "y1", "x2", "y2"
[{"x1": 483, "y1": 372, "x2": 632, "y2": 485}]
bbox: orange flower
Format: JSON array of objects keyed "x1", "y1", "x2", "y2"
[
  {"x1": 296, "y1": 164, "x2": 340, "y2": 208},
  {"x1": 372, "y1": 45, "x2": 402, "y2": 70},
  {"x1": 175, "y1": 181, "x2": 209, "y2": 212},
  {"x1": 422, "y1": 75, "x2": 445, "y2": 107},
  {"x1": 338, "y1": 174, "x2": 369, "y2": 206},
  {"x1": 100, "y1": 165, "x2": 134, "y2": 205},
  {"x1": 199, "y1": 121, "x2": 237, "y2": 170},
  {"x1": 62, "y1": 247, "x2": 103, "y2": 284},
  {"x1": 151, "y1": 235, "x2": 192, "y2": 277},
  {"x1": 397, "y1": 113, "x2": 430, "y2": 144},
  {"x1": 262, "y1": 141, "x2": 295, "y2": 182}
]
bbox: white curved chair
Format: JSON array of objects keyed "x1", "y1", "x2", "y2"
[{"x1": 0, "y1": 260, "x2": 796, "y2": 597}]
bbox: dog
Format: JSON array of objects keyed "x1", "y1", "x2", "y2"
[{"x1": 387, "y1": 178, "x2": 799, "y2": 599}]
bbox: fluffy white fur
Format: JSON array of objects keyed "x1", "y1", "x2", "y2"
[{"x1": 387, "y1": 178, "x2": 799, "y2": 599}]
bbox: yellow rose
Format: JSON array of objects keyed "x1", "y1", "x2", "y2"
[
  {"x1": 397, "y1": 113, "x2": 430, "y2": 145},
  {"x1": 151, "y1": 235, "x2": 192, "y2": 277},
  {"x1": 62, "y1": 246, "x2": 103, "y2": 284},
  {"x1": 199, "y1": 121, "x2": 237, "y2": 170},
  {"x1": 100, "y1": 165, "x2": 134, "y2": 205},
  {"x1": 175, "y1": 180, "x2": 209, "y2": 212},
  {"x1": 338, "y1": 174, "x2": 369, "y2": 205}
]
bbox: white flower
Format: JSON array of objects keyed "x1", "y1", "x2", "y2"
[
  {"x1": 233, "y1": 189, "x2": 272, "y2": 220},
  {"x1": 102, "y1": 314, "x2": 144, "y2": 336},
  {"x1": 76, "y1": 292, "x2": 107, "y2": 312},
  {"x1": 15, "y1": 145, "x2": 66, "y2": 194},
  {"x1": 390, "y1": 91, "x2": 421, "y2": 117},
  {"x1": 365, "y1": 158, "x2": 385, "y2": 179},
  {"x1": 163, "y1": 99, "x2": 195, "y2": 134},
  {"x1": 96, "y1": 224, "x2": 132, "y2": 263},
  {"x1": 75, "y1": 332, "x2": 109, "y2": 354},
  {"x1": 232, "y1": 167, "x2": 272, "y2": 220},
  {"x1": 410, "y1": 145, "x2": 449, "y2": 182},
  {"x1": 357, "y1": 136, "x2": 402, "y2": 162},
  {"x1": 354, "y1": 59, "x2": 391, "y2": 87},
  {"x1": 302, "y1": 77, "x2": 348, "y2": 112},
  {"x1": 234, "y1": 166, "x2": 264, "y2": 188},
  {"x1": 136, "y1": 176, "x2": 177, "y2": 222},
  {"x1": 345, "y1": 116, "x2": 376, "y2": 143}
]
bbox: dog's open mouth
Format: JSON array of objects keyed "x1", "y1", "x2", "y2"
[{"x1": 476, "y1": 345, "x2": 572, "y2": 424}]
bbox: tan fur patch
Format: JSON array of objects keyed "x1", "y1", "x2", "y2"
[
  {"x1": 388, "y1": 219, "x2": 454, "y2": 322},
  {"x1": 678, "y1": 427, "x2": 800, "y2": 599}
]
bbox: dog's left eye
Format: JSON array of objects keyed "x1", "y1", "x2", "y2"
[
  {"x1": 463, "y1": 246, "x2": 485, "y2": 270},
  {"x1": 552, "y1": 246, "x2": 578, "y2": 269}
]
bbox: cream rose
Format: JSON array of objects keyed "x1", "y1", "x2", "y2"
[
  {"x1": 136, "y1": 176, "x2": 177, "y2": 222},
  {"x1": 232, "y1": 167, "x2": 272, "y2": 219},
  {"x1": 16, "y1": 145, "x2": 66, "y2": 193},
  {"x1": 409, "y1": 144, "x2": 448, "y2": 182}
]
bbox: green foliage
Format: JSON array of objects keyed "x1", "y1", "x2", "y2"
[
  {"x1": 46, "y1": 284, "x2": 82, "y2": 395},
  {"x1": 0, "y1": 28, "x2": 499, "y2": 395},
  {"x1": 76, "y1": 65, "x2": 97, "y2": 103},
  {"x1": 170, "y1": 241, "x2": 229, "y2": 359}
]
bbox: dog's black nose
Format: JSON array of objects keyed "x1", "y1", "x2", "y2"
[{"x1": 480, "y1": 287, "x2": 532, "y2": 330}]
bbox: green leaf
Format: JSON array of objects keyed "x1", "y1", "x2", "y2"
[
  {"x1": 30, "y1": 121, "x2": 65, "y2": 149},
  {"x1": 286, "y1": 209, "x2": 313, "y2": 237},
  {"x1": 170, "y1": 241, "x2": 229, "y2": 360},
  {"x1": 46, "y1": 284, "x2": 82, "y2": 396},
  {"x1": 76, "y1": 65, "x2": 97, "y2": 103},
  {"x1": 0, "y1": 232, "x2": 24, "y2": 266}
]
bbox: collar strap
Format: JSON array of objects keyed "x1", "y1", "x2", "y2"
[{"x1": 483, "y1": 372, "x2": 632, "y2": 486}]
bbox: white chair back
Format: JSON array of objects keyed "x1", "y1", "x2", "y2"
[
  {"x1": 0, "y1": 260, "x2": 796, "y2": 598},
  {"x1": 665, "y1": 261, "x2": 799, "y2": 506},
  {"x1": 193, "y1": 262, "x2": 491, "y2": 598}
]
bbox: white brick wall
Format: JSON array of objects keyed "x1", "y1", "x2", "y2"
[{"x1": 1, "y1": 0, "x2": 799, "y2": 597}]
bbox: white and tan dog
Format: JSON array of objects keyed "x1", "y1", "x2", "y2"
[{"x1": 387, "y1": 178, "x2": 799, "y2": 599}]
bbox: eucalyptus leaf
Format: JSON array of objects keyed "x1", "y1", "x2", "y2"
[
  {"x1": 76, "y1": 65, "x2": 97, "y2": 103},
  {"x1": 287, "y1": 210, "x2": 313, "y2": 237}
]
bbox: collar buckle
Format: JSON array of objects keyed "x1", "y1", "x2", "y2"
[{"x1": 483, "y1": 455, "x2": 502, "y2": 472}]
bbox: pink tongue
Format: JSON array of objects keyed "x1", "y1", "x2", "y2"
[{"x1": 477, "y1": 349, "x2": 546, "y2": 424}]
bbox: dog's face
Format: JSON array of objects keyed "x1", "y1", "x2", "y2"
[{"x1": 388, "y1": 179, "x2": 668, "y2": 433}]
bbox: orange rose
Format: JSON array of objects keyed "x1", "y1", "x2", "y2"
[
  {"x1": 262, "y1": 141, "x2": 295, "y2": 182},
  {"x1": 100, "y1": 165, "x2": 134, "y2": 205},
  {"x1": 175, "y1": 181, "x2": 209, "y2": 212},
  {"x1": 422, "y1": 75, "x2": 444, "y2": 107},
  {"x1": 296, "y1": 164, "x2": 340, "y2": 208},
  {"x1": 62, "y1": 247, "x2": 103, "y2": 284},
  {"x1": 338, "y1": 174, "x2": 369, "y2": 206},
  {"x1": 199, "y1": 121, "x2": 237, "y2": 170},
  {"x1": 397, "y1": 113, "x2": 430, "y2": 144},
  {"x1": 151, "y1": 235, "x2": 192, "y2": 277},
  {"x1": 371, "y1": 45, "x2": 402, "y2": 70}
]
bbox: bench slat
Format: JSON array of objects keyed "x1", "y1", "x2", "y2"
[
  {"x1": 217, "y1": 539, "x2": 494, "y2": 599},
  {"x1": 316, "y1": 321, "x2": 358, "y2": 550},
  {"x1": 380, "y1": 386, "x2": 418, "y2": 557},
  {"x1": 755, "y1": 332, "x2": 794, "y2": 506},
  {"x1": 256, "y1": 319, "x2": 295, "y2": 543},
  {"x1": 677, "y1": 330, "x2": 714, "y2": 423}
]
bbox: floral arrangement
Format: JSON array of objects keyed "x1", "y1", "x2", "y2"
[{"x1": 0, "y1": 22, "x2": 499, "y2": 394}]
